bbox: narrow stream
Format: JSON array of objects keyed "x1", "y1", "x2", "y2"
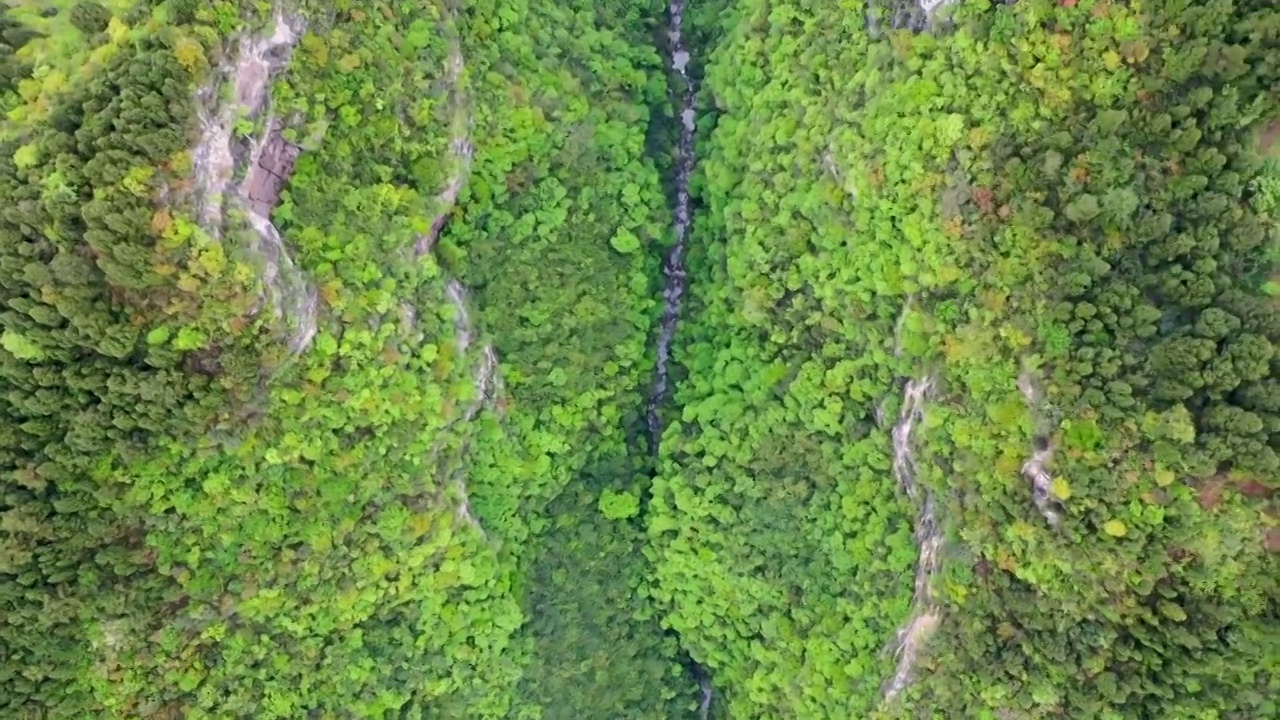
[
  {"x1": 645, "y1": 0, "x2": 697, "y2": 452},
  {"x1": 644, "y1": 2, "x2": 713, "y2": 717}
]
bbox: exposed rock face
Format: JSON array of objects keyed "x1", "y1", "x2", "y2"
[
  {"x1": 240, "y1": 122, "x2": 300, "y2": 220},
  {"x1": 865, "y1": 0, "x2": 959, "y2": 35},
  {"x1": 190, "y1": 6, "x2": 316, "y2": 355},
  {"x1": 1018, "y1": 368, "x2": 1063, "y2": 527},
  {"x1": 192, "y1": 8, "x2": 301, "y2": 238},
  {"x1": 244, "y1": 211, "x2": 318, "y2": 355},
  {"x1": 427, "y1": 279, "x2": 500, "y2": 537}
]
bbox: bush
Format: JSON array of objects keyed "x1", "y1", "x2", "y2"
[{"x1": 599, "y1": 488, "x2": 641, "y2": 520}]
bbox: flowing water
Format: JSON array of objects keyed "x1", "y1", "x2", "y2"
[
  {"x1": 644, "y1": 2, "x2": 714, "y2": 716},
  {"x1": 645, "y1": 0, "x2": 698, "y2": 453}
]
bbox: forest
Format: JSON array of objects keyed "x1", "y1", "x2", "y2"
[{"x1": 0, "y1": 0, "x2": 1275, "y2": 718}]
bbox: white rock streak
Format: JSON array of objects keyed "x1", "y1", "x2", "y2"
[
  {"x1": 406, "y1": 24, "x2": 493, "y2": 535},
  {"x1": 415, "y1": 35, "x2": 473, "y2": 257},
  {"x1": 883, "y1": 373, "x2": 942, "y2": 701},
  {"x1": 1019, "y1": 369, "x2": 1063, "y2": 527}
]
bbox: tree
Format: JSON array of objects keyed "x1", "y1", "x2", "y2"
[{"x1": 69, "y1": 1, "x2": 112, "y2": 35}]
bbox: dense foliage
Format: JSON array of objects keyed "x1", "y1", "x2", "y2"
[
  {"x1": 649, "y1": 0, "x2": 1279, "y2": 717},
  {"x1": 1, "y1": 0, "x2": 694, "y2": 716},
  {"x1": 0, "y1": 0, "x2": 1275, "y2": 717}
]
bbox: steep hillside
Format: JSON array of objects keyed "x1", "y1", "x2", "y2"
[
  {"x1": 648, "y1": 0, "x2": 1279, "y2": 717},
  {"x1": 1, "y1": 0, "x2": 695, "y2": 715}
]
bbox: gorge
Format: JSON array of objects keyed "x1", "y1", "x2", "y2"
[{"x1": 0, "y1": 0, "x2": 1275, "y2": 718}]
